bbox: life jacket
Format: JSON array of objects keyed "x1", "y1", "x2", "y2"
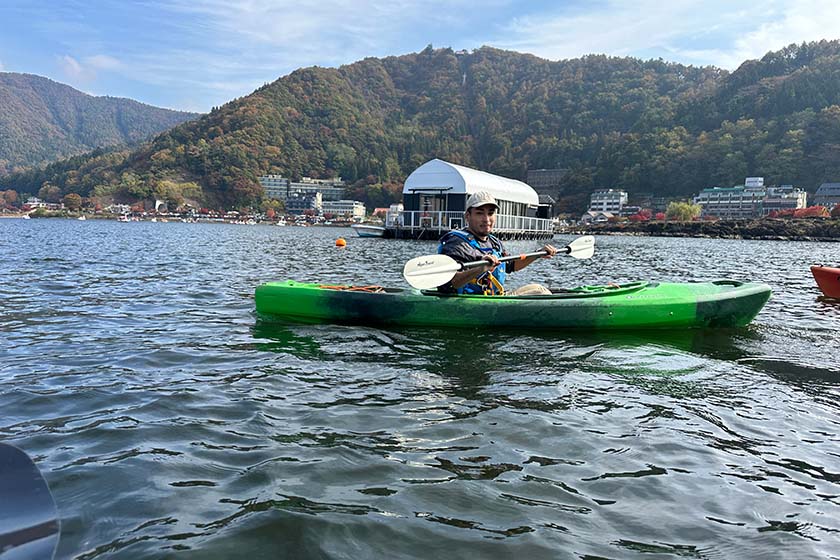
[{"x1": 438, "y1": 230, "x2": 506, "y2": 295}]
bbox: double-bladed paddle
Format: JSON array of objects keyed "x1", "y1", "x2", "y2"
[
  {"x1": 0, "y1": 443, "x2": 60, "y2": 560},
  {"x1": 403, "y1": 235, "x2": 595, "y2": 290}
]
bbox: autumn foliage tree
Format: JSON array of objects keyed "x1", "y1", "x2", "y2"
[
  {"x1": 38, "y1": 183, "x2": 61, "y2": 202},
  {"x1": 2, "y1": 189, "x2": 18, "y2": 208},
  {"x1": 793, "y1": 205, "x2": 829, "y2": 218},
  {"x1": 62, "y1": 193, "x2": 82, "y2": 210}
]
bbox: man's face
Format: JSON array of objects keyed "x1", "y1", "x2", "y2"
[{"x1": 465, "y1": 204, "x2": 497, "y2": 237}]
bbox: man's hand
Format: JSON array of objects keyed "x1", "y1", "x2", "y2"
[
  {"x1": 482, "y1": 254, "x2": 500, "y2": 270},
  {"x1": 541, "y1": 244, "x2": 559, "y2": 258}
]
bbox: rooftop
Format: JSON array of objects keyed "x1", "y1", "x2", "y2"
[{"x1": 403, "y1": 159, "x2": 538, "y2": 206}]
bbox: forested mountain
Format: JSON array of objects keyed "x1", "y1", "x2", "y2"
[
  {"x1": 0, "y1": 73, "x2": 199, "y2": 174},
  {"x1": 6, "y1": 41, "x2": 840, "y2": 211}
]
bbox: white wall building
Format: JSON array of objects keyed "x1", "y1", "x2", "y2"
[
  {"x1": 694, "y1": 178, "x2": 807, "y2": 219},
  {"x1": 259, "y1": 175, "x2": 290, "y2": 199},
  {"x1": 589, "y1": 189, "x2": 628, "y2": 213},
  {"x1": 259, "y1": 175, "x2": 346, "y2": 201},
  {"x1": 321, "y1": 200, "x2": 366, "y2": 219},
  {"x1": 763, "y1": 185, "x2": 808, "y2": 214}
]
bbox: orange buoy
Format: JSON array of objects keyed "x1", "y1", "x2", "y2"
[{"x1": 335, "y1": 238, "x2": 347, "y2": 247}]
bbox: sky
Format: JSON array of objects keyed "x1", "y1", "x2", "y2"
[{"x1": 1, "y1": 0, "x2": 838, "y2": 113}]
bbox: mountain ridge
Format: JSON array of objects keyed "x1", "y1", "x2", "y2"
[
  {"x1": 0, "y1": 72, "x2": 200, "y2": 174},
  {"x1": 5, "y1": 40, "x2": 840, "y2": 212}
]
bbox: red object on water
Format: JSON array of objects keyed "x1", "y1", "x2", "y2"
[{"x1": 811, "y1": 265, "x2": 840, "y2": 299}]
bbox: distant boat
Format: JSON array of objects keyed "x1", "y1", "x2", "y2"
[
  {"x1": 117, "y1": 214, "x2": 130, "y2": 222},
  {"x1": 22, "y1": 214, "x2": 31, "y2": 219},
  {"x1": 351, "y1": 223, "x2": 386, "y2": 238},
  {"x1": 77, "y1": 215, "x2": 86, "y2": 220}
]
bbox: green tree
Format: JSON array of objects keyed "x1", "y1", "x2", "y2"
[
  {"x1": 261, "y1": 198, "x2": 285, "y2": 213},
  {"x1": 665, "y1": 201, "x2": 701, "y2": 221}
]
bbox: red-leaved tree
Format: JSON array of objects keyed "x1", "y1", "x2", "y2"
[{"x1": 793, "y1": 206, "x2": 829, "y2": 218}]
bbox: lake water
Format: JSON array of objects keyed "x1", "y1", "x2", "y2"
[{"x1": 1, "y1": 218, "x2": 838, "y2": 559}]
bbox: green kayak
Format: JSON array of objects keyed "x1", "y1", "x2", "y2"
[{"x1": 254, "y1": 279, "x2": 771, "y2": 330}]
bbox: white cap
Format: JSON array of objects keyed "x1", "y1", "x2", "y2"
[{"x1": 465, "y1": 191, "x2": 499, "y2": 211}]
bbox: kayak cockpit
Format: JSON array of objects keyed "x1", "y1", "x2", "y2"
[{"x1": 421, "y1": 281, "x2": 650, "y2": 299}]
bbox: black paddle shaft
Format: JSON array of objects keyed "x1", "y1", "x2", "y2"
[{"x1": 460, "y1": 250, "x2": 550, "y2": 270}]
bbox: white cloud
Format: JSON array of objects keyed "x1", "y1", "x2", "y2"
[
  {"x1": 494, "y1": 0, "x2": 840, "y2": 69},
  {"x1": 86, "y1": 54, "x2": 122, "y2": 70},
  {"x1": 120, "y1": 0, "x2": 463, "y2": 108},
  {"x1": 59, "y1": 54, "x2": 89, "y2": 80},
  {"x1": 704, "y1": 0, "x2": 840, "y2": 68},
  {"x1": 58, "y1": 53, "x2": 123, "y2": 83},
  {"x1": 26, "y1": 0, "x2": 840, "y2": 111},
  {"x1": 145, "y1": 0, "x2": 485, "y2": 72}
]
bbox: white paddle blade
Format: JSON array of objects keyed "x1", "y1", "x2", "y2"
[
  {"x1": 403, "y1": 254, "x2": 462, "y2": 289},
  {"x1": 566, "y1": 235, "x2": 595, "y2": 259}
]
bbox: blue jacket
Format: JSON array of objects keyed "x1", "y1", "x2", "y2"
[{"x1": 437, "y1": 230, "x2": 508, "y2": 294}]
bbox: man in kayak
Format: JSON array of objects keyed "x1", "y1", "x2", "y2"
[{"x1": 437, "y1": 191, "x2": 558, "y2": 295}]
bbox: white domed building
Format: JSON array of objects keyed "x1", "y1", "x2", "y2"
[{"x1": 392, "y1": 159, "x2": 553, "y2": 240}]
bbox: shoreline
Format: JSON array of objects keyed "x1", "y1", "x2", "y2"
[{"x1": 570, "y1": 218, "x2": 840, "y2": 242}]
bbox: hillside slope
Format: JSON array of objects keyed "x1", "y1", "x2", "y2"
[
  {"x1": 7, "y1": 41, "x2": 840, "y2": 211},
  {"x1": 0, "y1": 72, "x2": 199, "y2": 173}
]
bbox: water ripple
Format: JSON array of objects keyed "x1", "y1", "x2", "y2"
[{"x1": 2, "y1": 221, "x2": 839, "y2": 559}]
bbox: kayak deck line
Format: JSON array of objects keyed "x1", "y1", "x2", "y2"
[
  {"x1": 255, "y1": 279, "x2": 772, "y2": 330},
  {"x1": 318, "y1": 284, "x2": 387, "y2": 293}
]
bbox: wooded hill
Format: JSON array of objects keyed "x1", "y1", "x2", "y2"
[
  {"x1": 0, "y1": 73, "x2": 199, "y2": 174},
  {"x1": 6, "y1": 41, "x2": 840, "y2": 212}
]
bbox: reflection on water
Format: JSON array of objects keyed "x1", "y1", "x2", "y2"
[{"x1": 1, "y1": 220, "x2": 839, "y2": 559}]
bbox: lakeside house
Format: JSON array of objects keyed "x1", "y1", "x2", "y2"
[
  {"x1": 23, "y1": 197, "x2": 64, "y2": 211},
  {"x1": 580, "y1": 211, "x2": 615, "y2": 224},
  {"x1": 388, "y1": 159, "x2": 553, "y2": 240},
  {"x1": 693, "y1": 178, "x2": 807, "y2": 219}
]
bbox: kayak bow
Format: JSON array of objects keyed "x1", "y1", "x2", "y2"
[{"x1": 811, "y1": 265, "x2": 840, "y2": 299}]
